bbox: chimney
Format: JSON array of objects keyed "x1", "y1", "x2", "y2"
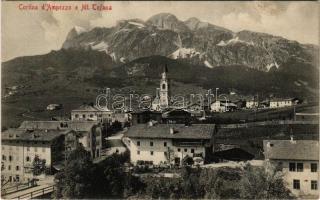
[{"x1": 169, "y1": 127, "x2": 174, "y2": 135}]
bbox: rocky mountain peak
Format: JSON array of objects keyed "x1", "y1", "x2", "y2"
[{"x1": 147, "y1": 13, "x2": 189, "y2": 32}]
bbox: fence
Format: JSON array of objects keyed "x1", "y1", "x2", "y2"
[
  {"x1": 16, "y1": 185, "x2": 55, "y2": 199},
  {"x1": 220, "y1": 120, "x2": 318, "y2": 129}
]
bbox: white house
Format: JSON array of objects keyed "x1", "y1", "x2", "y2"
[
  {"x1": 1, "y1": 129, "x2": 67, "y2": 183},
  {"x1": 263, "y1": 139, "x2": 319, "y2": 198},
  {"x1": 71, "y1": 104, "x2": 114, "y2": 123},
  {"x1": 269, "y1": 98, "x2": 293, "y2": 108},
  {"x1": 124, "y1": 123, "x2": 215, "y2": 165},
  {"x1": 210, "y1": 101, "x2": 226, "y2": 112},
  {"x1": 246, "y1": 100, "x2": 258, "y2": 109}
]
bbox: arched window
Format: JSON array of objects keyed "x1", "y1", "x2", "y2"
[
  {"x1": 162, "y1": 84, "x2": 166, "y2": 90},
  {"x1": 75, "y1": 114, "x2": 79, "y2": 118},
  {"x1": 26, "y1": 156, "x2": 30, "y2": 162}
]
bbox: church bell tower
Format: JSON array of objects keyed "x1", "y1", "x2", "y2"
[{"x1": 159, "y1": 65, "x2": 169, "y2": 108}]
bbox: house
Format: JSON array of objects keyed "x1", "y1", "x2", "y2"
[
  {"x1": 18, "y1": 121, "x2": 104, "y2": 159},
  {"x1": 71, "y1": 103, "x2": 113, "y2": 123},
  {"x1": 124, "y1": 123, "x2": 216, "y2": 165},
  {"x1": 210, "y1": 100, "x2": 236, "y2": 112},
  {"x1": 1, "y1": 129, "x2": 67, "y2": 183},
  {"x1": 46, "y1": 104, "x2": 62, "y2": 111},
  {"x1": 162, "y1": 109, "x2": 192, "y2": 124},
  {"x1": 246, "y1": 100, "x2": 258, "y2": 109},
  {"x1": 263, "y1": 139, "x2": 319, "y2": 198},
  {"x1": 131, "y1": 110, "x2": 162, "y2": 125},
  {"x1": 210, "y1": 101, "x2": 225, "y2": 112},
  {"x1": 269, "y1": 98, "x2": 293, "y2": 108}
]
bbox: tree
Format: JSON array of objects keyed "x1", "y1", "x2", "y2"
[
  {"x1": 239, "y1": 163, "x2": 293, "y2": 199},
  {"x1": 53, "y1": 146, "x2": 94, "y2": 199}
]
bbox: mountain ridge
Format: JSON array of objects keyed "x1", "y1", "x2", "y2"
[{"x1": 61, "y1": 13, "x2": 318, "y2": 72}]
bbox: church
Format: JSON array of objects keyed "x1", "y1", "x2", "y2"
[{"x1": 152, "y1": 65, "x2": 170, "y2": 111}]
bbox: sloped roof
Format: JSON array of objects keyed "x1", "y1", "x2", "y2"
[
  {"x1": 19, "y1": 121, "x2": 98, "y2": 132},
  {"x1": 125, "y1": 124, "x2": 215, "y2": 140},
  {"x1": 72, "y1": 104, "x2": 100, "y2": 112},
  {"x1": 263, "y1": 140, "x2": 319, "y2": 161},
  {"x1": 2, "y1": 129, "x2": 68, "y2": 142},
  {"x1": 269, "y1": 98, "x2": 293, "y2": 102}
]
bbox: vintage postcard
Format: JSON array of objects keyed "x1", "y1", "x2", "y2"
[{"x1": 1, "y1": 1, "x2": 319, "y2": 199}]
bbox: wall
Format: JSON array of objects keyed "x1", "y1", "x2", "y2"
[
  {"x1": 272, "y1": 160, "x2": 319, "y2": 197},
  {"x1": 127, "y1": 138, "x2": 206, "y2": 165},
  {"x1": 1, "y1": 141, "x2": 51, "y2": 183}
]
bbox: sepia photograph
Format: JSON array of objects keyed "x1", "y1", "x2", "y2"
[{"x1": 1, "y1": 1, "x2": 319, "y2": 199}]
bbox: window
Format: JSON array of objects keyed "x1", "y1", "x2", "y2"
[
  {"x1": 137, "y1": 151, "x2": 140, "y2": 155},
  {"x1": 311, "y1": 163, "x2": 318, "y2": 172},
  {"x1": 293, "y1": 180, "x2": 300, "y2": 189},
  {"x1": 15, "y1": 175, "x2": 20, "y2": 182},
  {"x1": 289, "y1": 163, "x2": 296, "y2": 171},
  {"x1": 150, "y1": 141, "x2": 153, "y2": 147},
  {"x1": 16, "y1": 166, "x2": 20, "y2": 171},
  {"x1": 311, "y1": 180, "x2": 318, "y2": 190},
  {"x1": 26, "y1": 156, "x2": 30, "y2": 162},
  {"x1": 297, "y1": 163, "x2": 303, "y2": 172},
  {"x1": 150, "y1": 151, "x2": 154, "y2": 156},
  {"x1": 178, "y1": 148, "x2": 181, "y2": 152},
  {"x1": 42, "y1": 148, "x2": 46, "y2": 153},
  {"x1": 34, "y1": 147, "x2": 38, "y2": 152},
  {"x1": 164, "y1": 142, "x2": 167, "y2": 147},
  {"x1": 27, "y1": 147, "x2": 30, "y2": 151},
  {"x1": 2, "y1": 155, "x2": 6, "y2": 161},
  {"x1": 90, "y1": 114, "x2": 94, "y2": 118},
  {"x1": 137, "y1": 141, "x2": 140, "y2": 146},
  {"x1": 162, "y1": 84, "x2": 166, "y2": 90},
  {"x1": 184, "y1": 149, "x2": 187, "y2": 152},
  {"x1": 8, "y1": 165, "x2": 11, "y2": 171},
  {"x1": 82, "y1": 114, "x2": 86, "y2": 118},
  {"x1": 2, "y1": 146, "x2": 4, "y2": 150},
  {"x1": 191, "y1": 149, "x2": 195, "y2": 154},
  {"x1": 164, "y1": 152, "x2": 167, "y2": 156},
  {"x1": 9, "y1": 156, "x2": 13, "y2": 162}
]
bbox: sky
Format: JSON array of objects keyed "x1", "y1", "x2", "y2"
[{"x1": 2, "y1": 1, "x2": 319, "y2": 61}]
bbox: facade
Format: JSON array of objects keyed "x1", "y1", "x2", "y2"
[
  {"x1": 71, "y1": 104, "x2": 114, "y2": 123},
  {"x1": 152, "y1": 66, "x2": 170, "y2": 111},
  {"x1": 124, "y1": 124, "x2": 215, "y2": 165},
  {"x1": 1, "y1": 129, "x2": 66, "y2": 183},
  {"x1": 211, "y1": 101, "x2": 225, "y2": 112},
  {"x1": 19, "y1": 120, "x2": 104, "y2": 159},
  {"x1": 246, "y1": 100, "x2": 258, "y2": 109},
  {"x1": 269, "y1": 99, "x2": 293, "y2": 108},
  {"x1": 263, "y1": 139, "x2": 319, "y2": 198}
]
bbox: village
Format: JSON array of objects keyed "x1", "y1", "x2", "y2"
[{"x1": 1, "y1": 66, "x2": 319, "y2": 199}]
